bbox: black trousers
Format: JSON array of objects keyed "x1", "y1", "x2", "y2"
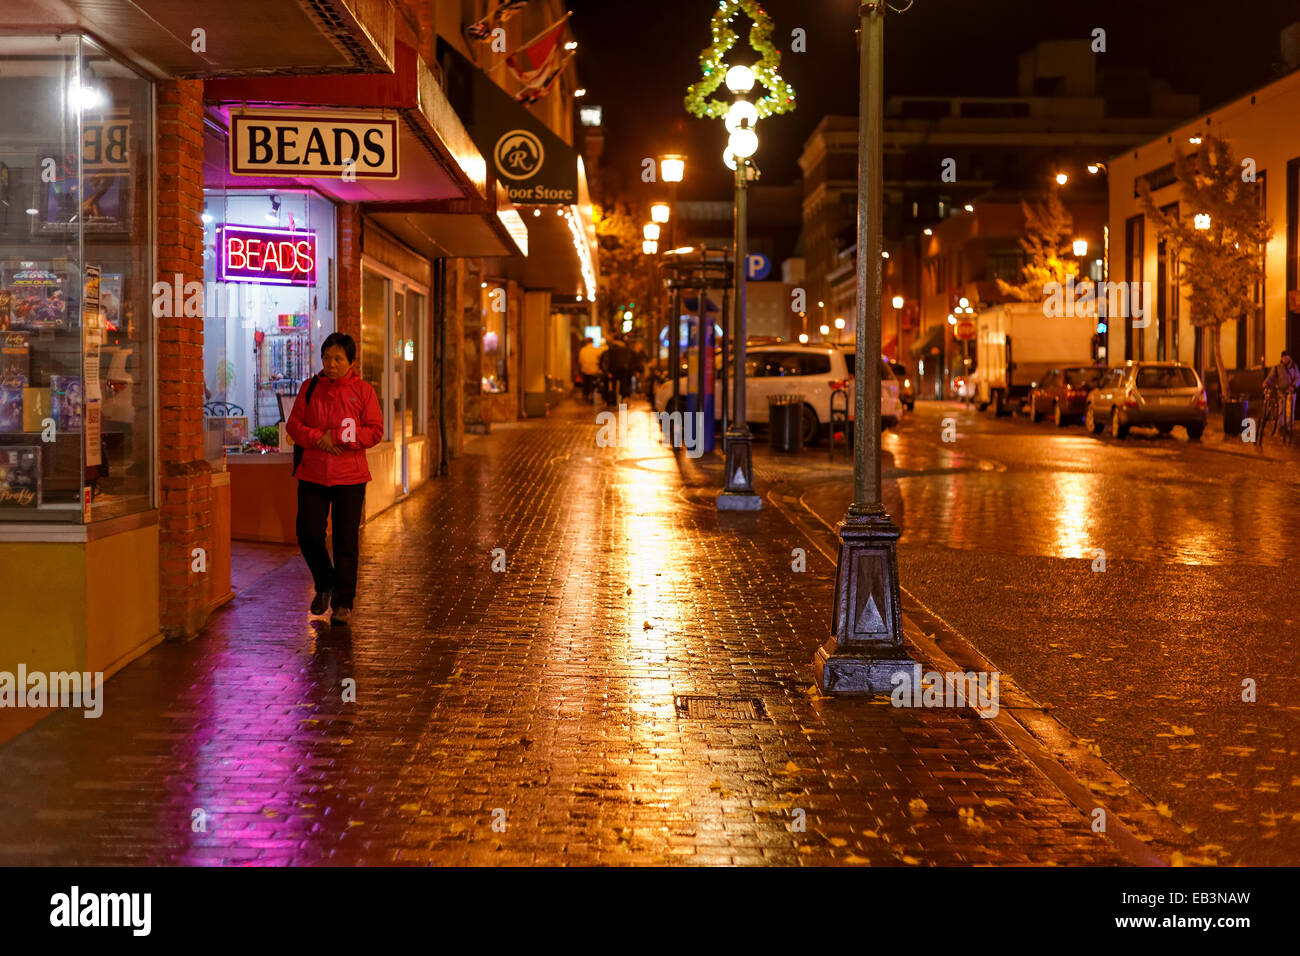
[{"x1": 296, "y1": 479, "x2": 366, "y2": 609}]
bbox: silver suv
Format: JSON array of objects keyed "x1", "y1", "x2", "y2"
[{"x1": 1084, "y1": 361, "x2": 1208, "y2": 440}]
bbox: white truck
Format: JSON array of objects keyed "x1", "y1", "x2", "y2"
[{"x1": 974, "y1": 302, "x2": 1094, "y2": 416}]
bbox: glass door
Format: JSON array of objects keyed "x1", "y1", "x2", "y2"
[{"x1": 392, "y1": 290, "x2": 407, "y2": 495}]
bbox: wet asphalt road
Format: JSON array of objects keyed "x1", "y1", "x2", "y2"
[{"x1": 795, "y1": 401, "x2": 1300, "y2": 865}]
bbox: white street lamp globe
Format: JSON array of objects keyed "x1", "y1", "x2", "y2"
[
  {"x1": 722, "y1": 146, "x2": 738, "y2": 171},
  {"x1": 947, "y1": 313, "x2": 957, "y2": 325},
  {"x1": 892, "y1": 296, "x2": 904, "y2": 309},
  {"x1": 1072, "y1": 238, "x2": 1088, "y2": 257},
  {"x1": 724, "y1": 64, "x2": 756, "y2": 94},
  {"x1": 729, "y1": 127, "x2": 758, "y2": 159},
  {"x1": 958, "y1": 297, "x2": 970, "y2": 309},
  {"x1": 1194, "y1": 213, "x2": 1211, "y2": 230},
  {"x1": 819, "y1": 324, "x2": 830, "y2": 336},
  {"x1": 643, "y1": 222, "x2": 661, "y2": 241},
  {"x1": 798, "y1": 333, "x2": 809, "y2": 344},
  {"x1": 834, "y1": 317, "x2": 846, "y2": 330},
  {"x1": 642, "y1": 239, "x2": 658, "y2": 255},
  {"x1": 650, "y1": 203, "x2": 671, "y2": 224},
  {"x1": 725, "y1": 99, "x2": 758, "y2": 133}
]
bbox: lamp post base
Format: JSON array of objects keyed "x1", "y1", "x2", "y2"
[
  {"x1": 814, "y1": 510, "x2": 915, "y2": 695},
  {"x1": 717, "y1": 428, "x2": 761, "y2": 511}
]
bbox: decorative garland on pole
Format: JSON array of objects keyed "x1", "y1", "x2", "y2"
[{"x1": 684, "y1": 0, "x2": 796, "y2": 120}]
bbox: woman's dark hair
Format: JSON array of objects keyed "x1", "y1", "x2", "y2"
[{"x1": 321, "y1": 332, "x2": 357, "y2": 363}]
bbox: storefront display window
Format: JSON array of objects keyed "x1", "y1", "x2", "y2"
[
  {"x1": 201, "y1": 186, "x2": 336, "y2": 457},
  {"x1": 0, "y1": 36, "x2": 153, "y2": 523},
  {"x1": 481, "y1": 282, "x2": 508, "y2": 393}
]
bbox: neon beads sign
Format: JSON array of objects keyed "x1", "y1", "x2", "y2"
[{"x1": 216, "y1": 225, "x2": 316, "y2": 286}]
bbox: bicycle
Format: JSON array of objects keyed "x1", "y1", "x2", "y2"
[{"x1": 1257, "y1": 383, "x2": 1295, "y2": 450}]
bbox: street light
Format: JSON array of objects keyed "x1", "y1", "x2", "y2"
[
  {"x1": 1056, "y1": 172, "x2": 1068, "y2": 185},
  {"x1": 891, "y1": 296, "x2": 904, "y2": 362},
  {"x1": 718, "y1": 61, "x2": 761, "y2": 511},
  {"x1": 643, "y1": 223, "x2": 661, "y2": 241},
  {"x1": 1195, "y1": 213, "x2": 1211, "y2": 230},
  {"x1": 650, "y1": 202, "x2": 671, "y2": 224},
  {"x1": 642, "y1": 239, "x2": 658, "y2": 254},
  {"x1": 798, "y1": 333, "x2": 809, "y2": 344},
  {"x1": 1072, "y1": 238, "x2": 1088, "y2": 257},
  {"x1": 819, "y1": 323, "x2": 831, "y2": 337},
  {"x1": 816, "y1": 0, "x2": 913, "y2": 694},
  {"x1": 660, "y1": 155, "x2": 685, "y2": 183}
]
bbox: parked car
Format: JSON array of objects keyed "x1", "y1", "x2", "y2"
[
  {"x1": 653, "y1": 343, "x2": 902, "y2": 445},
  {"x1": 1084, "y1": 361, "x2": 1208, "y2": 439},
  {"x1": 1027, "y1": 365, "x2": 1107, "y2": 426},
  {"x1": 890, "y1": 362, "x2": 915, "y2": 411}
]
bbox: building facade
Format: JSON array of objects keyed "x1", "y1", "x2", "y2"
[
  {"x1": 1107, "y1": 63, "x2": 1300, "y2": 379},
  {"x1": 0, "y1": 0, "x2": 597, "y2": 724}
]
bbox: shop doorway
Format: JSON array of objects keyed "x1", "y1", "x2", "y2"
[{"x1": 361, "y1": 261, "x2": 426, "y2": 497}]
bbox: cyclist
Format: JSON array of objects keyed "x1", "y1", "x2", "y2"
[{"x1": 1263, "y1": 350, "x2": 1300, "y2": 432}]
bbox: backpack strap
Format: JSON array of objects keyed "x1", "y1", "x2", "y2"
[{"x1": 291, "y1": 375, "x2": 321, "y2": 476}]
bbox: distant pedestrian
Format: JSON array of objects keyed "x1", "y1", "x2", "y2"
[
  {"x1": 578, "y1": 336, "x2": 603, "y2": 402},
  {"x1": 286, "y1": 332, "x2": 384, "y2": 627},
  {"x1": 630, "y1": 342, "x2": 647, "y2": 395},
  {"x1": 605, "y1": 337, "x2": 634, "y2": 402},
  {"x1": 1264, "y1": 349, "x2": 1300, "y2": 429}
]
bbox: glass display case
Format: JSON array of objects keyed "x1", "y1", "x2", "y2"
[{"x1": 0, "y1": 36, "x2": 153, "y2": 523}]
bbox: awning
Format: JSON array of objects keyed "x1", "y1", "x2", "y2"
[
  {"x1": 503, "y1": 164, "x2": 597, "y2": 299},
  {"x1": 203, "y1": 44, "x2": 525, "y2": 258},
  {"x1": 14, "y1": 0, "x2": 394, "y2": 79},
  {"x1": 437, "y1": 39, "x2": 579, "y2": 206},
  {"x1": 910, "y1": 323, "x2": 945, "y2": 359}
]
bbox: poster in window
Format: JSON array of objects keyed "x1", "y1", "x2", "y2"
[
  {"x1": 35, "y1": 151, "x2": 129, "y2": 233},
  {"x1": 0, "y1": 446, "x2": 40, "y2": 508},
  {"x1": 50, "y1": 375, "x2": 83, "y2": 430},
  {"x1": 1, "y1": 262, "x2": 70, "y2": 330}
]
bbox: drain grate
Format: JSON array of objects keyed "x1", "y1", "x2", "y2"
[{"x1": 674, "y1": 695, "x2": 766, "y2": 720}]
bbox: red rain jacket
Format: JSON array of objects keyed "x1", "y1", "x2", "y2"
[{"x1": 285, "y1": 369, "x2": 384, "y2": 486}]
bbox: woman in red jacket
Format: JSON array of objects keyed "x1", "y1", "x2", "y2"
[{"x1": 286, "y1": 332, "x2": 385, "y2": 626}]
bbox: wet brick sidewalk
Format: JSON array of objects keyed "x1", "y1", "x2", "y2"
[{"x1": 0, "y1": 401, "x2": 1127, "y2": 865}]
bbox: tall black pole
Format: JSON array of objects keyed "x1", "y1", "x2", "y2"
[{"x1": 815, "y1": 0, "x2": 914, "y2": 693}]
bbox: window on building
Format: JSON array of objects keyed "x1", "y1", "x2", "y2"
[
  {"x1": 481, "y1": 282, "x2": 508, "y2": 393},
  {"x1": 0, "y1": 36, "x2": 153, "y2": 523},
  {"x1": 201, "y1": 186, "x2": 337, "y2": 452}
]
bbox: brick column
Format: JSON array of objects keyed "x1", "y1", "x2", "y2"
[
  {"x1": 337, "y1": 204, "x2": 362, "y2": 344},
  {"x1": 156, "y1": 79, "x2": 213, "y2": 639}
]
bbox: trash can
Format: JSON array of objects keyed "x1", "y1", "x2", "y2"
[
  {"x1": 1223, "y1": 397, "x2": 1249, "y2": 440},
  {"x1": 768, "y1": 394, "x2": 805, "y2": 453}
]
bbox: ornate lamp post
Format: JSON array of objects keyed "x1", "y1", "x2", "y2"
[
  {"x1": 716, "y1": 64, "x2": 762, "y2": 510},
  {"x1": 815, "y1": 0, "x2": 915, "y2": 694}
]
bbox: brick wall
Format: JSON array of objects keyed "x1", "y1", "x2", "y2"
[
  {"x1": 337, "y1": 204, "x2": 362, "y2": 344},
  {"x1": 156, "y1": 79, "x2": 213, "y2": 639}
]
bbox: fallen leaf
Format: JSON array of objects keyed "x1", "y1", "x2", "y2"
[
  {"x1": 908, "y1": 798, "x2": 928, "y2": 817},
  {"x1": 1211, "y1": 802, "x2": 1238, "y2": 812},
  {"x1": 843, "y1": 854, "x2": 871, "y2": 865},
  {"x1": 1170, "y1": 724, "x2": 1195, "y2": 737},
  {"x1": 1155, "y1": 803, "x2": 1173, "y2": 818}
]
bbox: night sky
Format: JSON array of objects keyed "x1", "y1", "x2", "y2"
[{"x1": 567, "y1": 0, "x2": 1300, "y2": 201}]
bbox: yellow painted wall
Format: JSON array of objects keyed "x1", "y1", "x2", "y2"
[
  {"x1": 85, "y1": 523, "x2": 160, "y2": 674},
  {"x1": 0, "y1": 523, "x2": 161, "y2": 678},
  {"x1": 0, "y1": 543, "x2": 86, "y2": 674}
]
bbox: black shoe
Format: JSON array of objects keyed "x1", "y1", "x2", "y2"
[
  {"x1": 330, "y1": 607, "x2": 351, "y2": 626},
  {"x1": 310, "y1": 591, "x2": 332, "y2": 615}
]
